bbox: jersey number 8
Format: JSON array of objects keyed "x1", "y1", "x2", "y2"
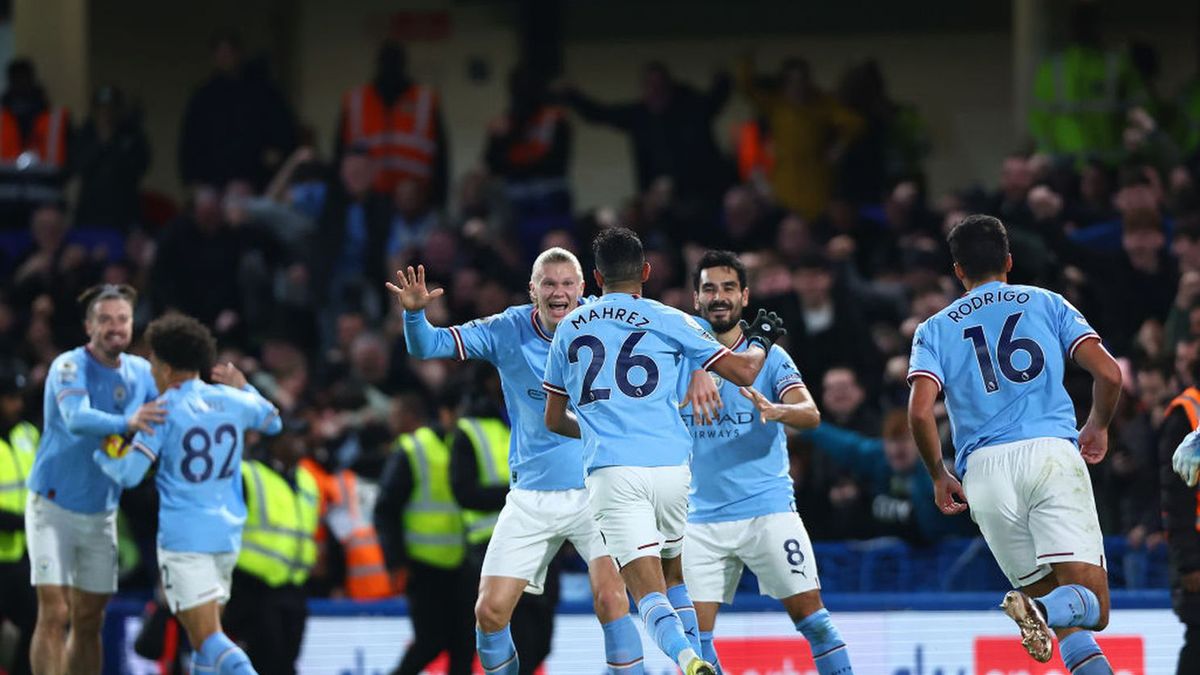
[
  {"x1": 962, "y1": 312, "x2": 1045, "y2": 393},
  {"x1": 568, "y1": 331, "x2": 660, "y2": 406},
  {"x1": 181, "y1": 424, "x2": 239, "y2": 483}
]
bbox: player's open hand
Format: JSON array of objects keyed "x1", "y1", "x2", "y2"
[
  {"x1": 933, "y1": 470, "x2": 968, "y2": 516},
  {"x1": 738, "y1": 386, "x2": 781, "y2": 423},
  {"x1": 127, "y1": 401, "x2": 166, "y2": 436},
  {"x1": 386, "y1": 265, "x2": 444, "y2": 312},
  {"x1": 681, "y1": 369, "x2": 722, "y2": 425},
  {"x1": 211, "y1": 361, "x2": 248, "y2": 389},
  {"x1": 1078, "y1": 422, "x2": 1109, "y2": 465},
  {"x1": 739, "y1": 308, "x2": 787, "y2": 350},
  {"x1": 1173, "y1": 428, "x2": 1200, "y2": 487}
]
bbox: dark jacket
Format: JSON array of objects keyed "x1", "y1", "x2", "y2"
[
  {"x1": 309, "y1": 184, "x2": 391, "y2": 305},
  {"x1": 150, "y1": 217, "x2": 246, "y2": 326},
  {"x1": 564, "y1": 78, "x2": 732, "y2": 198},
  {"x1": 73, "y1": 117, "x2": 150, "y2": 230},
  {"x1": 1160, "y1": 405, "x2": 1200, "y2": 621},
  {"x1": 178, "y1": 67, "x2": 296, "y2": 188}
]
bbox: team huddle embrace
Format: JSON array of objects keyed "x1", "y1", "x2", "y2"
[{"x1": 22, "y1": 214, "x2": 1185, "y2": 675}]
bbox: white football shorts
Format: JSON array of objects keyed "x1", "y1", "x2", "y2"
[
  {"x1": 684, "y1": 511, "x2": 820, "y2": 603},
  {"x1": 585, "y1": 465, "x2": 690, "y2": 568},
  {"x1": 157, "y1": 548, "x2": 238, "y2": 613},
  {"x1": 963, "y1": 437, "x2": 1106, "y2": 588},
  {"x1": 480, "y1": 487, "x2": 608, "y2": 595},
  {"x1": 25, "y1": 492, "x2": 118, "y2": 594}
]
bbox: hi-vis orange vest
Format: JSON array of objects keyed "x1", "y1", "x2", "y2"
[
  {"x1": 504, "y1": 106, "x2": 563, "y2": 167},
  {"x1": 341, "y1": 83, "x2": 437, "y2": 194},
  {"x1": 735, "y1": 119, "x2": 774, "y2": 183},
  {"x1": 0, "y1": 107, "x2": 68, "y2": 171},
  {"x1": 1166, "y1": 386, "x2": 1200, "y2": 531},
  {"x1": 329, "y1": 470, "x2": 392, "y2": 600}
]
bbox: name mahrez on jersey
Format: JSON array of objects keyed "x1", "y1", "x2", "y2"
[
  {"x1": 946, "y1": 288, "x2": 1032, "y2": 323},
  {"x1": 569, "y1": 305, "x2": 651, "y2": 330}
]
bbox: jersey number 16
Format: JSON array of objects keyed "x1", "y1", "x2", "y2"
[{"x1": 962, "y1": 312, "x2": 1045, "y2": 393}]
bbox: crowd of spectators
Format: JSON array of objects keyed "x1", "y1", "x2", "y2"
[{"x1": 2, "y1": 21, "x2": 1200, "y2": 594}]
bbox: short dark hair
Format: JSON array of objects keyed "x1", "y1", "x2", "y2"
[
  {"x1": 947, "y1": 214, "x2": 1009, "y2": 281},
  {"x1": 592, "y1": 227, "x2": 644, "y2": 284},
  {"x1": 146, "y1": 313, "x2": 217, "y2": 374},
  {"x1": 693, "y1": 250, "x2": 747, "y2": 291},
  {"x1": 78, "y1": 283, "x2": 137, "y2": 320}
]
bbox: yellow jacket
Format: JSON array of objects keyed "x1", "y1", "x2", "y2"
[{"x1": 738, "y1": 59, "x2": 863, "y2": 219}]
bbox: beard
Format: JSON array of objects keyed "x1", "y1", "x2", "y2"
[{"x1": 702, "y1": 302, "x2": 741, "y2": 334}]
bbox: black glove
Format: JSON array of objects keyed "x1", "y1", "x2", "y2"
[{"x1": 739, "y1": 309, "x2": 787, "y2": 350}]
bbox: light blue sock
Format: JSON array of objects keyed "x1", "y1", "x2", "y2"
[
  {"x1": 636, "y1": 592, "x2": 695, "y2": 664},
  {"x1": 602, "y1": 615, "x2": 645, "y2": 674},
  {"x1": 199, "y1": 632, "x2": 257, "y2": 675},
  {"x1": 1037, "y1": 585, "x2": 1102, "y2": 629},
  {"x1": 476, "y1": 626, "x2": 519, "y2": 675},
  {"x1": 699, "y1": 630, "x2": 723, "y2": 675},
  {"x1": 1059, "y1": 631, "x2": 1112, "y2": 674},
  {"x1": 795, "y1": 609, "x2": 853, "y2": 675},
  {"x1": 666, "y1": 584, "x2": 702, "y2": 655}
]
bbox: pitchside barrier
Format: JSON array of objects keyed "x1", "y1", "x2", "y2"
[{"x1": 99, "y1": 537, "x2": 1181, "y2": 674}]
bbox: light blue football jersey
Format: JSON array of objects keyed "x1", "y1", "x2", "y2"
[
  {"x1": 132, "y1": 380, "x2": 281, "y2": 553},
  {"x1": 681, "y1": 335, "x2": 805, "y2": 523},
  {"x1": 29, "y1": 346, "x2": 157, "y2": 513},
  {"x1": 543, "y1": 293, "x2": 730, "y2": 472},
  {"x1": 404, "y1": 303, "x2": 589, "y2": 490},
  {"x1": 907, "y1": 281, "x2": 1099, "y2": 476}
]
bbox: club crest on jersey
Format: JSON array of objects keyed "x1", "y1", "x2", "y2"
[
  {"x1": 58, "y1": 359, "x2": 77, "y2": 383},
  {"x1": 113, "y1": 385, "x2": 127, "y2": 403},
  {"x1": 709, "y1": 372, "x2": 724, "y2": 388}
]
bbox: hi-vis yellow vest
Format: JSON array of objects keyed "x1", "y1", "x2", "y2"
[
  {"x1": 237, "y1": 461, "x2": 319, "y2": 587},
  {"x1": 1029, "y1": 45, "x2": 1144, "y2": 161},
  {"x1": 397, "y1": 428, "x2": 465, "y2": 568},
  {"x1": 0, "y1": 422, "x2": 38, "y2": 562},
  {"x1": 457, "y1": 418, "x2": 510, "y2": 545}
]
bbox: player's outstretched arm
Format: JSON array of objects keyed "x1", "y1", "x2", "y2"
[
  {"x1": 907, "y1": 377, "x2": 967, "y2": 516},
  {"x1": 710, "y1": 309, "x2": 787, "y2": 385},
  {"x1": 386, "y1": 265, "x2": 477, "y2": 361},
  {"x1": 710, "y1": 346, "x2": 766, "y2": 387},
  {"x1": 1072, "y1": 338, "x2": 1122, "y2": 464},
  {"x1": 738, "y1": 385, "x2": 820, "y2": 429},
  {"x1": 55, "y1": 360, "x2": 164, "y2": 436},
  {"x1": 543, "y1": 391, "x2": 581, "y2": 439}
]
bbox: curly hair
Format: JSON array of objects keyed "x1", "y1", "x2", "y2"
[{"x1": 145, "y1": 313, "x2": 217, "y2": 374}]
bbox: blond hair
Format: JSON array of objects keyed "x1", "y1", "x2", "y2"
[{"x1": 531, "y1": 247, "x2": 584, "y2": 283}]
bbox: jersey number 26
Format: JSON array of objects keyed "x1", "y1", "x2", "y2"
[{"x1": 568, "y1": 331, "x2": 660, "y2": 406}]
